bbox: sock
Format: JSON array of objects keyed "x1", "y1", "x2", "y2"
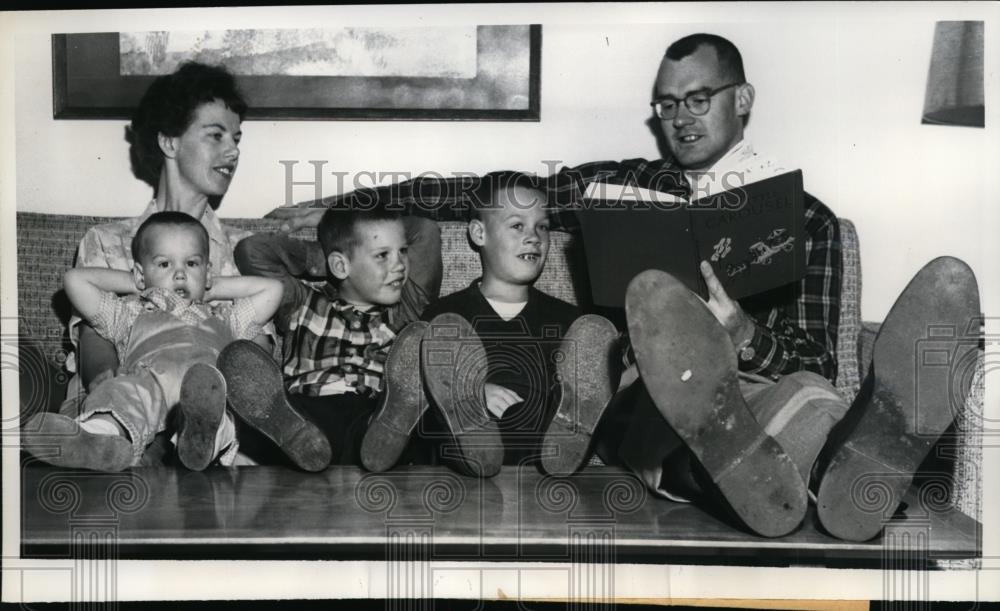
[
  {"x1": 212, "y1": 413, "x2": 238, "y2": 459},
  {"x1": 80, "y1": 413, "x2": 128, "y2": 439}
]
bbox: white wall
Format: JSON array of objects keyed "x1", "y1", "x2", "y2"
[{"x1": 6, "y1": 3, "x2": 999, "y2": 321}]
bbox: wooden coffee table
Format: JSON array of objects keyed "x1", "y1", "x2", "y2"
[{"x1": 19, "y1": 464, "x2": 980, "y2": 568}]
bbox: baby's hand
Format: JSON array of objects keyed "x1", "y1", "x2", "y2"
[{"x1": 483, "y1": 383, "x2": 523, "y2": 419}]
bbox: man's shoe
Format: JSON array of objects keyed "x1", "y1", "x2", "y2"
[
  {"x1": 422, "y1": 313, "x2": 503, "y2": 478},
  {"x1": 361, "y1": 321, "x2": 430, "y2": 472},
  {"x1": 218, "y1": 340, "x2": 332, "y2": 472},
  {"x1": 541, "y1": 314, "x2": 620, "y2": 475},
  {"x1": 816, "y1": 257, "x2": 980, "y2": 541},
  {"x1": 176, "y1": 363, "x2": 227, "y2": 471},
  {"x1": 626, "y1": 270, "x2": 807, "y2": 538},
  {"x1": 22, "y1": 413, "x2": 133, "y2": 471}
]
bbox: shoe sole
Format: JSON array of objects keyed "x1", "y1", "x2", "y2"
[
  {"x1": 422, "y1": 313, "x2": 503, "y2": 478},
  {"x1": 361, "y1": 321, "x2": 430, "y2": 472},
  {"x1": 177, "y1": 363, "x2": 227, "y2": 471},
  {"x1": 218, "y1": 340, "x2": 332, "y2": 472},
  {"x1": 626, "y1": 269, "x2": 807, "y2": 538},
  {"x1": 817, "y1": 256, "x2": 980, "y2": 541},
  {"x1": 541, "y1": 314, "x2": 619, "y2": 475},
  {"x1": 22, "y1": 413, "x2": 133, "y2": 471}
]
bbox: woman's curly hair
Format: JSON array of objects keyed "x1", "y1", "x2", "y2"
[{"x1": 126, "y1": 62, "x2": 248, "y2": 188}]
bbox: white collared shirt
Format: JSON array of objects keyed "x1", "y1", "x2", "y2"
[{"x1": 684, "y1": 140, "x2": 789, "y2": 199}]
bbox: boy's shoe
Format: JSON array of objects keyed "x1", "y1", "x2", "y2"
[
  {"x1": 422, "y1": 313, "x2": 503, "y2": 478},
  {"x1": 21, "y1": 413, "x2": 133, "y2": 471},
  {"x1": 541, "y1": 314, "x2": 620, "y2": 475},
  {"x1": 176, "y1": 363, "x2": 227, "y2": 471},
  {"x1": 625, "y1": 270, "x2": 807, "y2": 538},
  {"x1": 361, "y1": 321, "x2": 430, "y2": 472},
  {"x1": 816, "y1": 257, "x2": 980, "y2": 542},
  {"x1": 218, "y1": 340, "x2": 332, "y2": 472}
]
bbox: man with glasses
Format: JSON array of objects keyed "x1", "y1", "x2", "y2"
[
  {"x1": 583, "y1": 33, "x2": 853, "y2": 538},
  {"x1": 594, "y1": 33, "x2": 975, "y2": 541},
  {"x1": 269, "y1": 33, "x2": 979, "y2": 542}
]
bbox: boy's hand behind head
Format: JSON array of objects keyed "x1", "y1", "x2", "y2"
[{"x1": 328, "y1": 218, "x2": 410, "y2": 308}]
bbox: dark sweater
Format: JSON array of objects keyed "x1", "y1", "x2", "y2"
[{"x1": 421, "y1": 282, "x2": 581, "y2": 465}]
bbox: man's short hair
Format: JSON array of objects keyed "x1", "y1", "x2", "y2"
[
  {"x1": 664, "y1": 33, "x2": 746, "y2": 83},
  {"x1": 131, "y1": 211, "x2": 209, "y2": 263},
  {"x1": 469, "y1": 171, "x2": 545, "y2": 221},
  {"x1": 127, "y1": 62, "x2": 248, "y2": 189},
  {"x1": 317, "y1": 203, "x2": 403, "y2": 257}
]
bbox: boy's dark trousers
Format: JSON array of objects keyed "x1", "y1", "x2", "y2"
[
  {"x1": 289, "y1": 393, "x2": 432, "y2": 466},
  {"x1": 287, "y1": 393, "x2": 375, "y2": 465}
]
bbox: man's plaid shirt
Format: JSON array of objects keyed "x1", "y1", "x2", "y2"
[{"x1": 305, "y1": 157, "x2": 841, "y2": 382}]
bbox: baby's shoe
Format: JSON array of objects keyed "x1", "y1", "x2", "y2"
[{"x1": 176, "y1": 363, "x2": 227, "y2": 471}]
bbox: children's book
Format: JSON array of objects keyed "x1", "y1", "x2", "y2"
[{"x1": 576, "y1": 170, "x2": 806, "y2": 306}]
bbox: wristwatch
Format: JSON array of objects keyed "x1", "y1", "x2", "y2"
[{"x1": 736, "y1": 337, "x2": 756, "y2": 362}]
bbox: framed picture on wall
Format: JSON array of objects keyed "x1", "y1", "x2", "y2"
[{"x1": 52, "y1": 24, "x2": 541, "y2": 121}]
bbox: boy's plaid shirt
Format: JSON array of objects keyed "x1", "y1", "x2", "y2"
[
  {"x1": 305, "y1": 157, "x2": 841, "y2": 382},
  {"x1": 283, "y1": 286, "x2": 395, "y2": 397},
  {"x1": 235, "y1": 218, "x2": 440, "y2": 399}
]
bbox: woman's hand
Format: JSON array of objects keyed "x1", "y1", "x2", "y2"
[
  {"x1": 264, "y1": 207, "x2": 326, "y2": 233},
  {"x1": 483, "y1": 383, "x2": 523, "y2": 419}
]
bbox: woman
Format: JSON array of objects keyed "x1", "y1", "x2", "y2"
[{"x1": 63, "y1": 62, "x2": 316, "y2": 467}]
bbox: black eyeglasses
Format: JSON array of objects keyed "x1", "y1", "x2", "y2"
[{"x1": 650, "y1": 82, "x2": 743, "y2": 120}]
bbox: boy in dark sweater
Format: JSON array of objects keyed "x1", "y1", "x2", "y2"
[{"x1": 362, "y1": 172, "x2": 620, "y2": 474}]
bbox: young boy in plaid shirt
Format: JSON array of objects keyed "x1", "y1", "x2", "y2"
[{"x1": 224, "y1": 205, "x2": 498, "y2": 473}]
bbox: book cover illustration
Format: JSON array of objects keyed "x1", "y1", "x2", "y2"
[{"x1": 577, "y1": 170, "x2": 805, "y2": 306}]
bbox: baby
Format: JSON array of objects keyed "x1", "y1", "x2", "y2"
[{"x1": 21, "y1": 211, "x2": 315, "y2": 471}]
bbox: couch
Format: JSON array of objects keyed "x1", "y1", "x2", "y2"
[{"x1": 14, "y1": 211, "x2": 982, "y2": 539}]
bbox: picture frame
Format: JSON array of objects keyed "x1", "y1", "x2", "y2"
[{"x1": 52, "y1": 25, "x2": 541, "y2": 121}]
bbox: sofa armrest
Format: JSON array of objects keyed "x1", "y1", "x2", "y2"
[
  {"x1": 857, "y1": 321, "x2": 881, "y2": 379},
  {"x1": 952, "y1": 354, "x2": 984, "y2": 523},
  {"x1": 835, "y1": 219, "x2": 863, "y2": 401}
]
